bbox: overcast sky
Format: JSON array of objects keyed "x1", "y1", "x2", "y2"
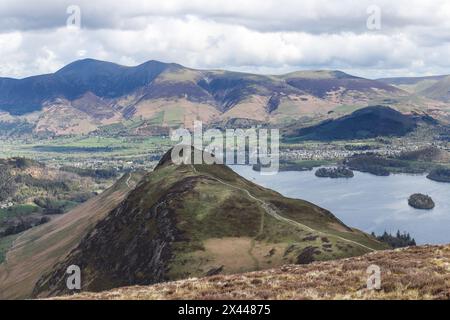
[{"x1": 1, "y1": 0, "x2": 450, "y2": 79}]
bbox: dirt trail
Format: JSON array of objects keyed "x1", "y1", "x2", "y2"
[
  {"x1": 192, "y1": 165, "x2": 375, "y2": 252},
  {"x1": 125, "y1": 173, "x2": 132, "y2": 188}
]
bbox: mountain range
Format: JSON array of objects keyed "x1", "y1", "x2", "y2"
[{"x1": 1, "y1": 59, "x2": 449, "y2": 136}]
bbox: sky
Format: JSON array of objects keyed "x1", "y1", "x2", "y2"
[{"x1": 1, "y1": 0, "x2": 450, "y2": 79}]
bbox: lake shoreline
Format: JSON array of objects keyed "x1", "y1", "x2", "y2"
[{"x1": 231, "y1": 165, "x2": 450, "y2": 245}]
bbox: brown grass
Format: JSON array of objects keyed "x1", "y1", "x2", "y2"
[{"x1": 57, "y1": 245, "x2": 450, "y2": 300}]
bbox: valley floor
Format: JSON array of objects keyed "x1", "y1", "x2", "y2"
[{"x1": 56, "y1": 244, "x2": 450, "y2": 300}]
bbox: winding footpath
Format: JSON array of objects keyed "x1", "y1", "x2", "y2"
[
  {"x1": 191, "y1": 165, "x2": 376, "y2": 252},
  {"x1": 125, "y1": 173, "x2": 132, "y2": 188}
]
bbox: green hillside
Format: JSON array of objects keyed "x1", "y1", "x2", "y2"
[
  {"x1": 30, "y1": 148, "x2": 386, "y2": 298},
  {"x1": 0, "y1": 171, "x2": 144, "y2": 299}
]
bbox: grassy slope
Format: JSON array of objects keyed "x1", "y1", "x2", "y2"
[
  {"x1": 193, "y1": 163, "x2": 386, "y2": 251},
  {"x1": 0, "y1": 172, "x2": 144, "y2": 299},
  {"x1": 33, "y1": 157, "x2": 385, "y2": 297},
  {"x1": 1, "y1": 153, "x2": 386, "y2": 299},
  {"x1": 62, "y1": 245, "x2": 450, "y2": 300},
  {"x1": 157, "y1": 160, "x2": 388, "y2": 257}
]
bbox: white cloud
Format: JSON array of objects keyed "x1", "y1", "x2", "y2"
[{"x1": 1, "y1": 0, "x2": 450, "y2": 78}]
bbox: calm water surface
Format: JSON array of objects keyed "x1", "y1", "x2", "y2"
[{"x1": 230, "y1": 166, "x2": 450, "y2": 245}]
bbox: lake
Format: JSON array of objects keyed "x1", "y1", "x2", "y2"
[{"x1": 230, "y1": 166, "x2": 450, "y2": 245}]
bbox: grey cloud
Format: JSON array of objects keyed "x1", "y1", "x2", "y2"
[
  {"x1": 0, "y1": 0, "x2": 447, "y2": 33},
  {"x1": 1, "y1": 0, "x2": 450, "y2": 79}
]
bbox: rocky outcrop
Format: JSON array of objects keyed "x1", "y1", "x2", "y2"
[{"x1": 32, "y1": 184, "x2": 183, "y2": 297}]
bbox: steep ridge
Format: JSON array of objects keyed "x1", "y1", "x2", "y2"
[{"x1": 27, "y1": 148, "x2": 385, "y2": 298}]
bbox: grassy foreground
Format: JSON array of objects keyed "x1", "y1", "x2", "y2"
[{"x1": 57, "y1": 245, "x2": 450, "y2": 300}]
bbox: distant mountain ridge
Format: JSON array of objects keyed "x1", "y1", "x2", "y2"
[
  {"x1": 0, "y1": 59, "x2": 402, "y2": 115},
  {"x1": 0, "y1": 59, "x2": 173, "y2": 115},
  {"x1": 0, "y1": 60, "x2": 401, "y2": 123},
  {"x1": 379, "y1": 74, "x2": 450, "y2": 102},
  {"x1": 0, "y1": 58, "x2": 448, "y2": 135}
]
